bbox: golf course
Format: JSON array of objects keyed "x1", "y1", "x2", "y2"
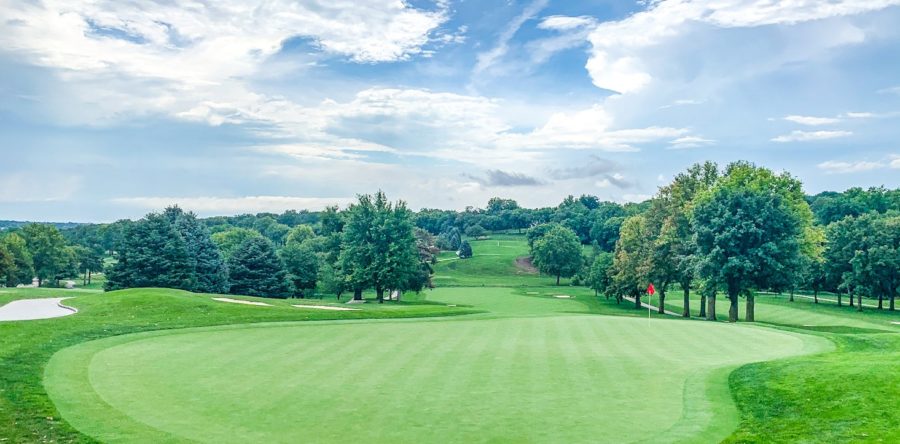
[{"x1": 2, "y1": 235, "x2": 898, "y2": 443}]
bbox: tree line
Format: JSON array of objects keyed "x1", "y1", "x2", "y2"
[{"x1": 0, "y1": 223, "x2": 102, "y2": 288}]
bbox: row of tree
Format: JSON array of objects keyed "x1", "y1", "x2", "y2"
[
  {"x1": 580, "y1": 161, "x2": 898, "y2": 322},
  {"x1": 0, "y1": 224, "x2": 102, "y2": 288},
  {"x1": 105, "y1": 193, "x2": 435, "y2": 301}
]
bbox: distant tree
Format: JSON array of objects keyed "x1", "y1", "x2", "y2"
[
  {"x1": 437, "y1": 227, "x2": 462, "y2": 251},
  {"x1": 0, "y1": 233, "x2": 34, "y2": 286},
  {"x1": 589, "y1": 216, "x2": 624, "y2": 252},
  {"x1": 73, "y1": 245, "x2": 103, "y2": 286},
  {"x1": 588, "y1": 252, "x2": 614, "y2": 299},
  {"x1": 486, "y1": 197, "x2": 519, "y2": 213},
  {"x1": 848, "y1": 214, "x2": 899, "y2": 311},
  {"x1": 532, "y1": 225, "x2": 583, "y2": 286},
  {"x1": 21, "y1": 224, "x2": 68, "y2": 287},
  {"x1": 0, "y1": 245, "x2": 14, "y2": 287},
  {"x1": 458, "y1": 240, "x2": 473, "y2": 259},
  {"x1": 317, "y1": 262, "x2": 346, "y2": 300},
  {"x1": 465, "y1": 224, "x2": 487, "y2": 238},
  {"x1": 800, "y1": 255, "x2": 828, "y2": 304},
  {"x1": 286, "y1": 225, "x2": 316, "y2": 246},
  {"x1": 105, "y1": 213, "x2": 194, "y2": 291},
  {"x1": 211, "y1": 228, "x2": 264, "y2": 260},
  {"x1": 253, "y1": 217, "x2": 291, "y2": 245},
  {"x1": 280, "y1": 241, "x2": 319, "y2": 298},
  {"x1": 228, "y1": 237, "x2": 290, "y2": 298}
]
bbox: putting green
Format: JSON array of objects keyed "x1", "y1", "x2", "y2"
[{"x1": 45, "y1": 298, "x2": 830, "y2": 443}]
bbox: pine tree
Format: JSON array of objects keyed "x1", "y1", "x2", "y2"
[
  {"x1": 227, "y1": 237, "x2": 290, "y2": 298},
  {"x1": 458, "y1": 240, "x2": 473, "y2": 258},
  {"x1": 105, "y1": 213, "x2": 194, "y2": 291},
  {"x1": 169, "y1": 208, "x2": 229, "y2": 294}
]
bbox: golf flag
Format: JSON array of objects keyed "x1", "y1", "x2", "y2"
[{"x1": 647, "y1": 283, "x2": 655, "y2": 295}]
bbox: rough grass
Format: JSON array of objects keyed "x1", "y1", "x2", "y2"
[{"x1": 432, "y1": 235, "x2": 572, "y2": 287}]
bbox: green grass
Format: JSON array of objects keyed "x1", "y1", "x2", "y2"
[
  {"x1": 432, "y1": 235, "x2": 573, "y2": 287},
  {"x1": 44, "y1": 288, "x2": 829, "y2": 443}
]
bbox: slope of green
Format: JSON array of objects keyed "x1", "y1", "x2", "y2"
[{"x1": 45, "y1": 298, "x2": 828, "y2": 443}]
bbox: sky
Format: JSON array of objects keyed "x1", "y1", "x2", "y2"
[{"x1": 1, "y1": 0, "x2": 899, "y2": 222}]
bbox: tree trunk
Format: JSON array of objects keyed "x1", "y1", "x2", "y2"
[
  {"x1": 83, "y1": 269, "x2": 87, "y2": 286},
  {"x1": 814, "y1": 290, "x2": 818, "y2": 304},
  {"x1": 789, "y1": 288, "x2": 794, "y2": 302},
  {"x1": 745, "y1": 293, "x2": 755, "y2": 322},
  {"x1": 728, "y1": 288, "x2": 739, "y2": 323},
  {"x1": 682, "y1": 287, "x2": 690, "y2": 318},
  {"x1": 634, "y1": 294, "x2": 641, "y2": 309},
  {"x1": 706, "y1": 294, "x2": 716, "y2": 321},
  {"x1": 556, "y1": 274, "x2": 560, "y2": 286},
  {"x1": 699, "y1": 294, "x2": 707, "y2": 318},
  {"x1": 857, "y1": 292, "x2": 863, "y2": 312},
  {"x1": 878, "y1": 294, "x2": 883, "y2": 310},
  {"x1": 615, "y1": 295, "x2": 621, "y2": 305},
  {"x1": 849, "y1": 289, "x2": 854, "y2": 307},
  {"x1": 837, "y1": 290, "x2": 842, "y2": 307},
  {"x1": 658, "y1": 288, "x2": 666, "y2": 314},
  {"x1": 890, "y1": 294, "x2": 895, "y2": 311},
  {"x1": 376, "y1": 287, "x2": 384, "y2": 304},
  {"x1": 88, "y1": 270, "x2": 92, "y2": 285},
  {"x1": 353, "y1": 288, "x2": 363, "y2": 301}
]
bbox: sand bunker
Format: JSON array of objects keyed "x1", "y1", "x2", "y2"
[
  {"x1": 0, "y1": 297, "x2": 77, "y2": 321},
  {"x1": 292, "y1": 305, "x2": 360, "y2": 311},
  {"x1": 212, "y1": 297, "x2": 272, "y2": 307},
  {"x1": 554, "y1": 295, "x2": 572, "y2": 299}
]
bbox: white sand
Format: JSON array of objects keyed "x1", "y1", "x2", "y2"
[
  {"x1": 0, "y1": 298, "x2": 77, "y2": 321},
  {"x1": 526, "y1": 292, "x2": 539, "y2": 295},
  {"x1": 891, "y1": 321, "x2": 900, "y2": 325},
  {"x1": 554, "y1": 295, "x2": 572, "y2": 299},
  {"x1": 212, "y1": 297, "x2": 272, "y2": 307},
  {"x1": 292, "y1": 305, "x2": 360, "y2": 311}
]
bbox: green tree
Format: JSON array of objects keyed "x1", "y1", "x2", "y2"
[
  {"x1": 105, "y1": 213, "x2": 194, "y2": 291},
  {"x1": 588, "y1": 252, "x2": 614, "y2": 299},
  {"x1": 227, "y1": 237, "x2": 290, "y2": 298},
  {"x1": 848, "y1": 214, "x2": 899, "y2": 311},
  {"x1": 465, "y1": 224, "x2": 487, "y2": 238},
  {"x1": 693, "y1": 164, "x2": 805, "y2": 322},
  {"x1": 280, "y1": 241, "x2": 319, "y2": 298},
  {"x1": 168, "y1": 208, "x2": 229, "y2": 294},
  {"x1": 211, "y1": 228, "x2": 264, "y2": 260},
  {"x1": 532, "y1": 225, "x2": 583, "y2": 286},
  {"x1": 340, "y1": 192, "x2": 421, "y2": 302},
  {"x1": 72, "y1": 245, "x2": 103, "y2": 286},
  {"x1": 611, "y1": 216, "x2": 651, "y2": 308},
  {"x1": 21, "y1": 224, "x2": 68, "y2": 286},
  {"x1": 286, "y1": 225, "x2": 316, "y2": 246},
  {"x1": 0, "y1": 244, "x2": 14, "y2": 287},
  {"x1": 0, "y1": 233, "x2": 34, "y2": 287},
  {"x1": 458, "y1": 240, "x2": 473, "y2": 259}
]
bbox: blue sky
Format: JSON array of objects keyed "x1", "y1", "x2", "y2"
[{"x1": 1, "y1": 0, "x2": 899, "y2": 222}]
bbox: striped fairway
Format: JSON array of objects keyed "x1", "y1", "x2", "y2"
[{"x1": 44, "y1": 289, "x2": 829, "y2": 443}]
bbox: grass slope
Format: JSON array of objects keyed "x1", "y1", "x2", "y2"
[
  {"x1": 44, "y1": 289, "x2": 827, "y2": 443},
  {"x1": 0, "y1": 288, "x2": 473, "y2": 442}
]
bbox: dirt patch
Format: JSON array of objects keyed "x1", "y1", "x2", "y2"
[{"x1": 514, "y1": 256, "x2": 538, "y2": 274}]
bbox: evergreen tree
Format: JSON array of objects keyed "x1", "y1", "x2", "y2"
[
  {"x1": 105, "y1": 213, "x2": 194, "y2": 291},
  {"x1": 227, "y1": 237, "x2": 290, "y2": 298},
  {"x1": 458, "y1": 240, "x2": 473, "y2": 258},
  {"x1": 168, "y1": 208, "x2": 229, "y2": 294}
]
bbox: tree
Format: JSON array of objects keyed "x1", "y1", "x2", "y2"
[
  {"x1": 168, "y1": 208, "x2": 229, "y2": 294},
  {"x1": 0, "y1": 245, "x2": 14, "y2": 287},
  {"x1": 848, "y1": 214, "x2": 899, "y2": 311},
  {"x1": 73, "y1": 245, "x2": 103, "y2": 286},
  {"x1": 588, "y1": 252, "x2": 614, "y2": 298},
  {"x1": 280, "y1": 242, "x2": 319, "y2": 297},
  {"x1": 228, "y1": 237, "x2": 290, "y2": 298},
  {"x1": 340, "y1": 192, "x2": 421, "y2": 303},
  {"x1": 211, "y1": 228, "x2": 264, "y2": 260},
  {"x1": 611, "y1": 216, "x2": 651, "y2": 308},
  {"x1": 0, "y1": 233, "x2": 34, "y2": 287},
  {"x1": 532, "y1": 225, "x2": 583, "y2": 285},
  {"x1": 286, "y1": 225, "x2": 316, "y2": 246},
  {"x1": 105, "y1": 213, "x2": 194, "y2": 291},
  {"x1": 458, "y1": 240, "x2": 473, "y2": 259},
  {"x1": 693, "y1": 164, "x2": 806, "y2": 322},
  {"x1": 465, "y1": 224, "x2": 487, "y2": 238},
  {"x1": 21, "y1": 224, "x2": 68, "y2": 286},
  {"x1": 526, "y1": 223, "x2": 560, "y2": 251}
]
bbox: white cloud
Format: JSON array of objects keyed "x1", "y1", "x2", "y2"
[
  {"x1": 538, "y1": 15, "x2": 597, "y2": 31},
  {"x1": 784, "y1": 115, "x2": 842, "y2": 126},
  {"x1": 473, "y1": 0, "x2": 548, "y2": 75},
  {"x1": 771, "y1": 130, "x2": 852, "y2": 142},
  {"x1": 890, "y1": 155, "x2": 900, "y2": 169},
  {"x1": 110, "y1": 196, "x2": 354, "y2": 215},
  {"x1": 668, "y1": 136, "x2": 715, "y2": 149},
  {"x1": 877, "y1": 85, "x2": 900, "y2": 95},
  {"x1": 0, "y1": 173, "x2": 82, "y2": 203},
  {"x1": 581, "y1": 0, "x2": 900, "y2": 94},
  {"x1": 817, "y1": 160, "x2": 885, "y2": 173}
]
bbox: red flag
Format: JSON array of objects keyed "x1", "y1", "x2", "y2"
[{"x1": 647, "y1": 283, "x2": 655, "y2": 295}]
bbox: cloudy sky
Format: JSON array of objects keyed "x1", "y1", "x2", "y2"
[{"x1": 2, "y1": 0, "x2": 899, "y2": 222}]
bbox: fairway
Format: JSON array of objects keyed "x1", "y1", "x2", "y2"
[{"x1": 45, "y1": 289, "x2": 830, "y2": 443}]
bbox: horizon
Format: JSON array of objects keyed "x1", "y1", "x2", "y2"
[{"x1": 2, "y1": 0, "x2": 900, "y2": 222}]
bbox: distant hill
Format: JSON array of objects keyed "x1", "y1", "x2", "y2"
[{"x1": 0, "y1": 220, "x2": 84, "y2": 231}]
